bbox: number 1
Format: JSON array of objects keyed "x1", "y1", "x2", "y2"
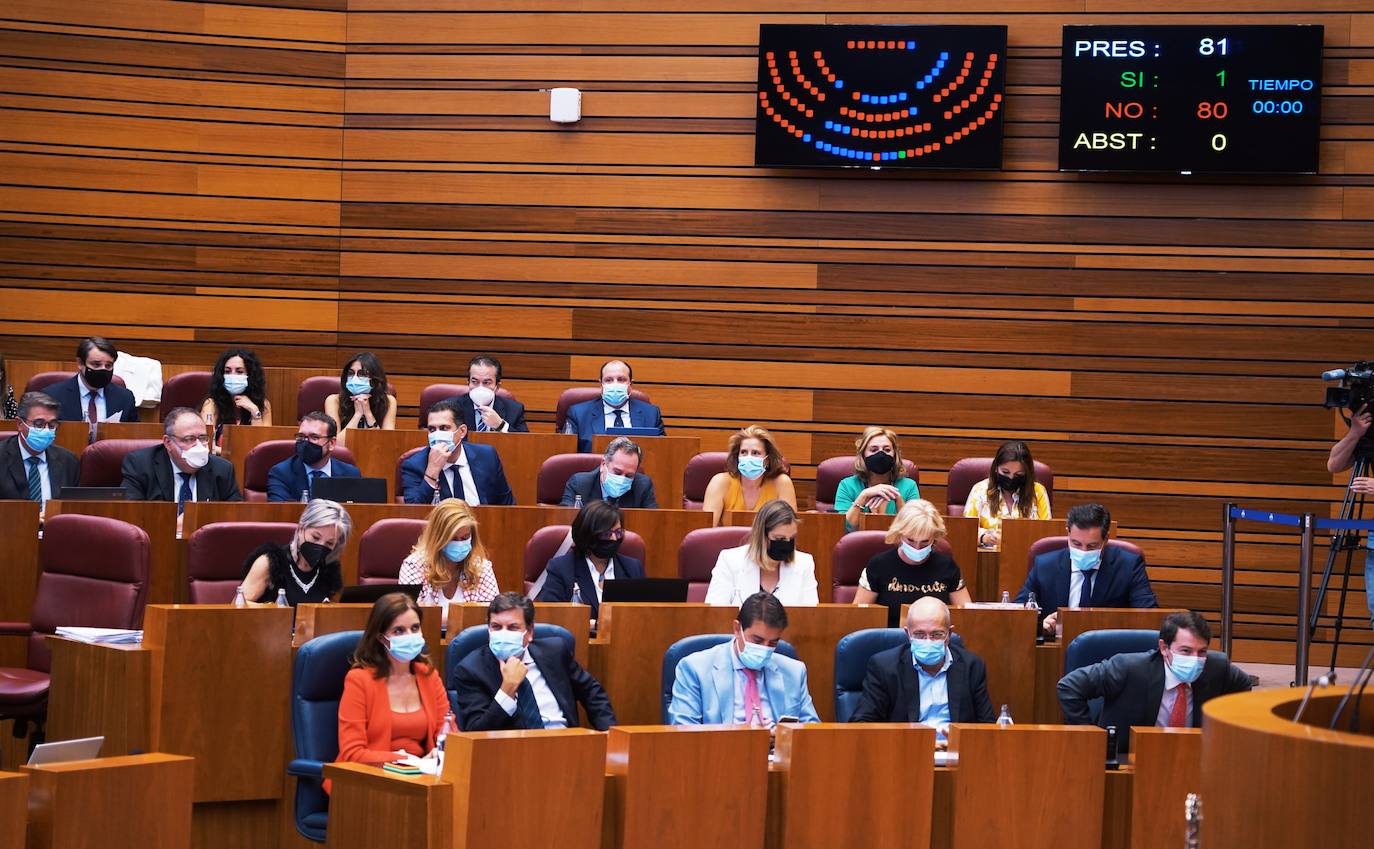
[{"x1": 1216, "y1": 69, "x2": 1225, "y2": 87}]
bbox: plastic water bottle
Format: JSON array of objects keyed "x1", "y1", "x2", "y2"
[
  {"x1": 234, "y1": 586, "x2": 247, "y2": 608},
  {"x1": 1025, "y1": 592, "x2": 1040, "y2": 612},
  {"x1": 436, "y1": 711, "x2": 455, "y2": 771},
  {"x1": 571, "y1": 582, "x2": 583, "y2": 605},
  {"x1": 573, "y1": 494, "x2": 584, "y2": 509},
  {"x1": 300, "y1": 489, "x2": 309, "y2": 504},
  {"x1": 1000, "y1": 591, "x2": 1011, "y2": 606},
  {"x1": 275, "y1": 588, "x2": 288, "y2": 607},
  {"x1": 996, "y1": 705, "x2": 1014, "y2": 727}
]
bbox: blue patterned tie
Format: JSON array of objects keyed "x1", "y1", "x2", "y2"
[
  {"x1": 26, "y1": 456, "x2": 42, "y2": 502},
  {"x1": 515, "y1": 679, "x2": 544, "y2": 729},
  {"x1": 309, "y1": 469, "x2": 323, "y2": 495},
  {"x1": 177, "y1": 472, "x2": 192, "y2": 515}
]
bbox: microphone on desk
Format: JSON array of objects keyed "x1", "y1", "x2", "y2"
[{"x1": 1292, "y1": 671, "x2": 1337, "y2": 724}]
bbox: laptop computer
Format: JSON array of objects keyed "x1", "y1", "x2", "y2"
[
  {"x1": 601, "y1": 577, "x2": 690, "y2": 604},
  {"x1": 28, "y1": 735, "x2": 104, "y2": 766},
  {"x1": 337, "y1": 584, "x2": 423, "y2": 605},
  {"x1": 56, "y1": 486, "x2": 127, "y2": 500},
  {"x1": 310, "y1": 476, "x2": 388, "y2": 504},
  {"x1": 604, "y1": 427, "x2": 663, "y2": 440}
]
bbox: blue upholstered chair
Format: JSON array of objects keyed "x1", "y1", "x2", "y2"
[
  {"x1": 1061, "y1": 629, "x2": 1160, "y2": 723},
  {"x1": 288, "y1": 630, "x2": 362, "y2": 843},
  {"x1": 832, "y1": 628, "x2": 965, "y2": 722},
  {"x1": 443, "y1": 623, "x2": 576, "y2": 723},
  {"x1": 659, "y1": 634, "x2": 798, "y2": 724}
]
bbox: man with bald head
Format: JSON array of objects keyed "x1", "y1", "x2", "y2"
[
  {"x1": 563, "y1": 359, "x2": 666, "y2": 453},
  {"x1": 848, "y1": 597, "x2": 995, "y2": 738}
]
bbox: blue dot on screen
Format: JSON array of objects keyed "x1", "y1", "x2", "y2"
[
  {"x1": 803, "y1": 133, "x2": 811, "y2": 142},
  {"x1": 861, "y1": 94, "x2": 871, "y2": 103},
  {"x1": 899, "y1": 92, "x2": 908, "y2": 101},
  {"x1": 824, "y1": 120, "x2": 833, "y2": 129},
  {"x1": 907, "y1": 42, "x2": 916, "y2": 50},
  {"x1": 834, "y1": 80, "x2": 844, "y2": 89},
  {"x1": 915, "y1": 81, "x2": 925, "y2": 90},
  {"x1": 940, "y1": 52, "x2": 949, "y2": 60}
]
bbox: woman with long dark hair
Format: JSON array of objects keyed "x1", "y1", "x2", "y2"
[
  {"x1": 963, "y1": 440, "x2": 1051, "y2": 548},
  {"x1": 199, "y1": 347, "x2": 271, "y2": 450},
  {"x1": 324, "y1": 351, "x2": 397, "y2": 437}
]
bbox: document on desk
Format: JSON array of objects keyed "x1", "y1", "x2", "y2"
[
  {"x1": 54, "y1": 626, "x2": 143, "y2": 644},
  {"x1": 395, "y1": 754, "x2": 441, "y2": 775},
  {"x1": 101, "y1": 411, "x2": 123, "y2": 423}
]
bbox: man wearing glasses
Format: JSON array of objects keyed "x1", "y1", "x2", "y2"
[
  {"x1": 267, "y1": 411, "x2": 359, "y2": 502},
  {"x1": 121, "y1": 407, "x2": 242, "y2": 509},
  {"x1": 0, "y1": 392, "x2": 79, "y2": 503},
  {"x1": 847, "y1": 597, "x2": 995, "y2": 742}
]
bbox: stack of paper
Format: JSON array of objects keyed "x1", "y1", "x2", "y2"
[{"x1": 54, "y1": 627, "x2": 143, "y2": 644}]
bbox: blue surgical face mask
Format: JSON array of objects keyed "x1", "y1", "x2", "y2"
[
  {"x1": 386, "y1": 632, "x2": 426, "y2": 663},
  {"x1": 444, "y1": 539, "x2": 472, "y2": 563},
  {"x1": 900, "y1": 541, "x2": 932, "y2": 563},
  {"x1": 428, "y1": 430, "x2": 455, "y2": 450},
  {"x1": 910, "y1": 637, "x2": 947, "y2": 667},
  {"x1": 22, "y1": 423, "x2": 56, "y2": 452},
  {"x1": 738, "y1": 640, "x2": 775, "y2": 670},
  {"x1": 489, "y1": 629, "x2": 525, "y2": 661},
  {"x1": 1070, "y1": 548, "x2": 1102, "y2": 572},
  {"x1": 602, "y1": 472, "x2": 633, "y2": 498},
  {"x1": 737, "y1": 456, "x2": 767, "y2": 480},
  {"x1": 222, "y1": 374, "x2": 249, "y2": 396},
  {"x1": 602, "y1": 383, "x2": 629, "y2": 407},
  {"x1": 345, "y1": 376, "x2": 372, "y2": 396},
  {"x1": 1168, "y1": 651, "x2": 1204, "y2": 684}
]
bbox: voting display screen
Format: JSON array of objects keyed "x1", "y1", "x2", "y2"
[{"x1": 1058, "y1": 26, "x2": 1323, "y2": 174}]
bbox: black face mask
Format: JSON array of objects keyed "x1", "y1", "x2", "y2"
[
  {"x1": 298, "y1": 541, "x2": 332, "y2": 570},
  {"x1": 863, "y1": 451, "x2": 896, "y2": 475},
  {"x1": 767, "y1": 538, "x2": 796, "y2": 562},
  {"x1": 588, "y1": 537, "x2": 622, "y2": 560},
  {"x1": 297, "y1": 439, "x2": 326, "y2": 466},
  {"x1": 996, "y1": 472, "x2": 1026, "y2": 492},
  {"x1": 83, "y1": 367, "x2": 114, "y2": 389}
]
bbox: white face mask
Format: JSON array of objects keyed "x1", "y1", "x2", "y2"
[
  {"x1": 181, "y1": 442, "x2": 210, "y2": 470},
  {"x1": 468, "y1": 386, "x2": 495, "y2": 408}
]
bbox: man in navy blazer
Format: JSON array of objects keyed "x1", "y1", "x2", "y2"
[
  {"x1": 563, "y1": 359, "x2": 665, "y2": 453},
  {"x1": 1014, "y1": 503, "x2": 1158, "y2": 637},
  {"x1": 451, "y1": 593, "x2": 616, "y2": 731},
  {"x1": 48, "y1": 336, "x2": 140, "y2": 426},
  {"x1": 848, "y1": 597, "x2": 995, "y2": 733},
  {"x1": 266, "y1": 412, "x2": 360, "y2": 502},
  {"x1": 560, "y1": 436, "x2": 658, "y2": 509},
  {"x1": 446, "y1": 355, "x2": 529, "y2": 433},
  {"x1": 402, "y1": 398, "x2": 515, "y2": 505},
  {"x1": 120, "y1": 408, "x2": 241, "y2": 507}
]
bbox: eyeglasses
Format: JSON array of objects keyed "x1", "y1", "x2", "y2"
[
  {"x1": 295, "y1": 434, "x2": 331, "y2": 445},
  {"x1": 22, "y1": 419, "x2": 57, "y2": 431},
  {"x1": 170, "y1": 434, "x2": 210, "y2": 447},
  {"x1": 598, "y1": 529, "x2": 626, "y2": 541},
  {"x1": 909, "y1": 631, "x2": 948, "y2": 641}
]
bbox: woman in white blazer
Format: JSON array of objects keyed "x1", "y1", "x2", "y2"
[{"x1": 704, "y1": 499, "x2": 819, "y2": 607}]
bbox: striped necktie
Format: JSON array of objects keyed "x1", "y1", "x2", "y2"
[{"x1": 26, "y1": 456, "x2": 42, "y2": 502}]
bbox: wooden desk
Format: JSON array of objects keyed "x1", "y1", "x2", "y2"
[
  {"x1": 770, "y1": 723, "x2": 935, "y2": 849},
  {"x1": 860, "y1": 514, "x2": 980, "y2": 599},
  {"x1": 22, "y1": 753, "x2": 194, "y2": 849},
  {"x1": 948, "y1": 724, "x2": 1106, "y2": 849},
  {"x1": 324, "y1": 764, "x2": 451, "y2": 849},
  {"x1": 949, "y1": 607, "x2": 1038, "y2": 722},
  {"x1": 0, "y1": 770, "x2": 27, "y2": 849},
  {"x1": 1033, "y1": 608, "x2": 1183, "y2": 723},
  {"x1": 994, "y1": 518, "x2": 1064, "y2": 599},
  {"x1": 730, "y1": 509, "x2": 845, "y2": 596},
  {"x1": 46, "y1": 638, "x2": 152, "y2": 756},
  {"x1": 220, "y1": 425, "x2": 298, "y2": 487},
  {"x1": 592, "y1": 434, "x2": 700, "y2": 511},
  {"x1": 94, "y1": 421, "x2": 165, "y2": 442},
  {"x1": 780, "y1": 605, "x2": 885, "y2": 722},
  {"x1": 1129, "y1": 728, "x2": 1201, "y2": 849},
  {"x1": 48, "y1": 500, "x2": 180, "y2": 604},
  {"x1": 0, "y1": 501, "x2": 40, "y2": 646},
  {"x1": 605, "y1": 725, "x2": 770, "y2": 849}
]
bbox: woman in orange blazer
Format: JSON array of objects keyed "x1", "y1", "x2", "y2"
[{"x1": 334, "y1": 593, "x2": 452, "y2": 783}]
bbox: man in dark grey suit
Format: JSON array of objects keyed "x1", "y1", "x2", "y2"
[
  {"x1": 1057, "y1": 610, "x2": 1251, "y2": 751},
  {"x1": 0, "y1": 392, "x2": 79, "y2": 502},
  {"x1": 560, "y1": 436, "x2": 658, "y2": 509},
  {"x1": 120, "y1": 407, "x2": 241, "y2": 510}
]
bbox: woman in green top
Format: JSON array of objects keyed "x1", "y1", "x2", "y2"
[{"x1": 835, "y1": 426, "x2": 921, "y2": 531}]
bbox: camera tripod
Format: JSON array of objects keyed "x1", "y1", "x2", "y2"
[{"x1": 1308, "y1": 454, "x2": 1371, "y2": 675}]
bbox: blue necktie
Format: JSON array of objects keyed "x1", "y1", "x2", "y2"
[
  {"x1": 475, "y1": 412, "x2": 490, "y2": 432},
  {"x1": 177, "y1": 472, "x2": 192, "y2": 515},
  {"x1": 309, "y1": 469, "x2": 323, "y2": 494},
  {"x1": 1080, "y1": 572, "x2": 1095, "y2": 607},
  {"x1": 612, "y1": 409, "x2": 625, "y2": 428},
  {"x1": 26, "y1": 456, "x2": 42, "y2": 502},
  {"x1": 515, "y1": 679, "x2": 543, "y2": 729}
]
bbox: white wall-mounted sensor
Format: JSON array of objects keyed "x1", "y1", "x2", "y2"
[{"x1": 550, "y1": 87, "x2": 581, "y2": 123}]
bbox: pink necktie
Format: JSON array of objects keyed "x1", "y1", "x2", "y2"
[{"x1": 742, "y1": 668, "x2": 763, "y2": 726}]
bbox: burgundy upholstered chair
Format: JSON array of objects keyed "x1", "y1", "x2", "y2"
[
  {"x1": 676, "y1": 526, "x2": 750, "y2": 602},
  {"x1": 944, "y1": 457, "x2": 1055, "y2": 517},
  {"x1": 187, "y1": 522, "x2": 297, "y2": 603},
  {"x1": 77, "y1": 438, "x2": 161, "y2": 487},
  {"x1": 536, "y1": 454, "x2": 601, "y2": 506},
  {"x1": 159, "y1": 371, "x2": 212, "y2": 419},
  {"x1": 358, "y1": 518, "x2": 427, "y2": 585}
]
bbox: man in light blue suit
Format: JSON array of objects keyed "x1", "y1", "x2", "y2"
[
  {"x1": 564, "y1": 359, "x2": 665, "y2": 453},
  {"x1": 668, "y1": 593, "x2": 820, "y2": 727}
]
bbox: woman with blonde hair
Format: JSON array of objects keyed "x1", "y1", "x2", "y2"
[
  {"x1": 240, "y1": 499, "x2": 351, "y2": 605},
  {"x1": 398, "y1": 499, "x2": 499, "y2": 610},
  {"x1": 704, "y1": 499, "x2": 818, "y2": 607},
  {"x1": 853, "y1": 499, "x2": 971, "y2": 626},
  {"x1": 701, "y1": 425, "x2": 797, "y2": 526},
  {"x1": 834, "y1": 426, "x2": 920, "y2": 531}
]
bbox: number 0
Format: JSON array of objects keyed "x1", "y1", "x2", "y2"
[{"x1": 1212, "y1": 133, "x2": 1227, "y2": 151}]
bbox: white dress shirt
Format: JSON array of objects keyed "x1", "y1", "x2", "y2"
[
  {"x1": 578, "y1": 557, "x2": 615, "y2": 604},
  {"x1": 17, "y1": 438, "x2": 51, "y2": 502},
  {"x1": 443, "y1": 445, "x2": 481, "y2": 505},
  {"x1": 1155, "y1": 662, "x2": 1193, "y2": 728},
  {"x1": 168, "y1": 454, "x2": 197, "y2": 503},
  {"x1": 493, "y1": 647, "x2": 568, "y2": 729},
  {"x1": 602, "y1": 400, "x2": 630, "y2": 429},
  {"x1": 1069, "y1": 566, "x2": 1099, "y2": 608},
  {"x1": 78, "y1": 373, "x2": 108, "y2": 422},
  {"x1": 704, "y1": 545, "x2": 820, "y2": 607}
]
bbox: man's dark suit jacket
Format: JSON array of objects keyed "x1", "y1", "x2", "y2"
[
  {"x1": 0, "y1": 436, "x2": 79, "y2": 499},
  {"x1": 266, "y1": 455, "x2": 361, "y2": 502},
  {"x1": 848, "y1": 642, "x2": 996, "y2": 724},
  {"x1": 564, "y1": 397, "x2": 665, "y2": 453},
  {"x1": 47, "y1": 375, "x2": 140, "y2": 424},
  {"x1": 559, "y1": 469, "x2": 659, "y2": 509},
  {"x1": 400, "y1": 442, "x2": 515, "y2": 506},
  {"x1": 536, "y1": 551, "x2": 647, "y2": 621},
  {"x1": 1057, "y1": 649, "x2": 1252, "y2": 750},
  {"x1": 120, "y1": 444, "x2": 242, "y2": 502},
  {"x1": 450, "y1": 638, "x2": 616, "y2": 731},
  {"x1": 1014, "y1": 546, "x2": 1158, "y2": 626},
  {"x1": 447, "y1": 393, "x2": 529, "y2": 433}
]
